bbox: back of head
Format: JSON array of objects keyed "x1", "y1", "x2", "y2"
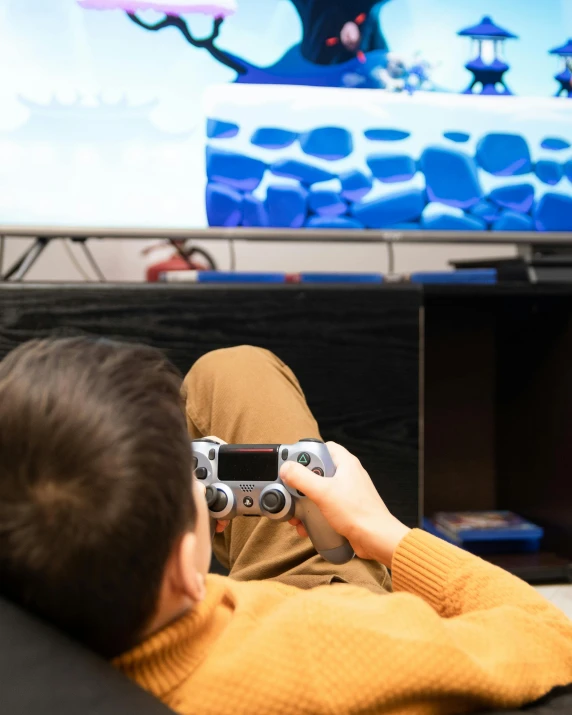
[{"x1": 0, "y1": 337, "x2": 195, "y2": 658}]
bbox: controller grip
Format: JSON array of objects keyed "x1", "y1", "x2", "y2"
[{"x1": 298, "y1": 500, "x2": 354, "y2": 564}]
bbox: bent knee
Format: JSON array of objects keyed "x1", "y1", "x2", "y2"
[{"x1": 185, "y1": 346, "x2": 276, "y2": 386}]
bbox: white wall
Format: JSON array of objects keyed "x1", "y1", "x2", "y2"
[{"x1": 1, "y1": 236, "x2": 515, "y2": 282}]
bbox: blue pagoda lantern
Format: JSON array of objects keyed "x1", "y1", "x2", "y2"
[
  {"x1": 458, "y1": 15, "x2": 518, "y2": 95},
  {"x1": 549, "y1": 39, "x2": 572, "y2": 97}
]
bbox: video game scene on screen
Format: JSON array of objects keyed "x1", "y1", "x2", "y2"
[{"x1": 0, "y1": 0, "x2": 570, "y2": 233}]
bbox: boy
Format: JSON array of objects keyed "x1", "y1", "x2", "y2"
[{"x1": 0, "y1": 338, "x2": 570, "y2": 715}]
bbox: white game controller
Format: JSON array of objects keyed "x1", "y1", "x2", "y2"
[{"x1": 193, "y1": 438, "x2": 355, "y2": 565}]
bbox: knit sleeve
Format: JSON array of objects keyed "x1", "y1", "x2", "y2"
[
  {"x1": 295, "y1": 530, "x2": 572, "y2": 713},
  {"x1": 392, "y1": 529, "x2": 565, "y2": 619}
]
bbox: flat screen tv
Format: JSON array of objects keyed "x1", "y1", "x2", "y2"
[{"x1": 0, "y1": 0, "x2": 571, "y2": 237}]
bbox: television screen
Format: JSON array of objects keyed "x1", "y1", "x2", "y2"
[{"x1": 0, "y1": 0, "x2": 571, "y2": 234}]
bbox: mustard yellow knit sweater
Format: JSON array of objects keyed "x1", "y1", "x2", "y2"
[{"x1": 115, "y1": 530, "x2": 572, "y2": 714}]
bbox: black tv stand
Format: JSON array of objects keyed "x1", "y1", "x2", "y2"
[
  {"x1": 452, "y1": 244, "x2": 572, "y2": 283},
  {"x1": 1, "y1": 282, "x2": 571, "y2": 584}
]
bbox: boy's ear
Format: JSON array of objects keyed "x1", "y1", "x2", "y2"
[
  {"x1": 146, "y1": 532, "x2": 205, "y2": 639},
  {"x1": 171, "y1": 532, "x2": 206, "y2": 604}
]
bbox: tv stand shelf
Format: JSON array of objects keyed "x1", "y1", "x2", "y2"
[{"x1": 483, "y1": 552, "x2": 572, "y2": 584}]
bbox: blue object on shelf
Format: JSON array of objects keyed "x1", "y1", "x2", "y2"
[
  {"x1": 197, "y1": 272, "x2": 287, "y2": 283},
  {"x1": 410, "y1": 269, "x2": 497, "y2": 284},
  {"x1": 299, "y1": 273, "x2": 384, "y2": 283},
  {"x1": 422, "y1": 517, "x2": 544, "y2": 554}
]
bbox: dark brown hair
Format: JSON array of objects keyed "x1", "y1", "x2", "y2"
[{"x1": 0, "y1": 337, "x2": 195, "y2": 658}]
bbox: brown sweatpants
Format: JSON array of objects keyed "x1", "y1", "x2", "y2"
[{"x1": 182, "y1": 345, "x2": 391, "y2": 593}]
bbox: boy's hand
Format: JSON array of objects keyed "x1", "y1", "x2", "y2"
[
  {"x1": 280, "y1": 442, "x2": 410, "y2": 568},
  {"x1": 205, "y1": 436, "x2": 226, "y2": 445},
  {"x1": 213, "y1": 519, "x2": 230, "y2": 534}
]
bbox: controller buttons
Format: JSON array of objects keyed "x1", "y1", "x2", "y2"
[
  {"x1": 281, "y1": 448, "x2": 289, "y2": 461},
  {"x1": 299, "y1": 438, "x2": 324, "y2": 443},
  {"x1": 312, "y1": 467, "x2": 324, "y2": 476},
  {"x1": 206, "y1": 486, "x2": 229, "y2": 513},
  {"x1": 195, "y1": 467, "x2": 208, "y2": 480},
  {"x1": 261, "y1": 490, "x2": 286, "y2": 514},
  {"x1": 297, "y1": 452, "x2": 311, "y2": 467},
  {"x1": 243, "y1": 496, "x2": 254, "y2": 508},
  {"x1": 193, "y1": 456, "x2": 198, "y2": 470},
  {"x1": 297, "y1": 490, "x2": 306, "y2": 497},
  {"x1": 208, "y1": 448, "x2": 216, "y2": 460}
]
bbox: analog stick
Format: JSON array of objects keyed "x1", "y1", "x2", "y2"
[
  {"x1": 260, "y1": 490, "x2": 286, "y2": 514},
  {"x1": 205, "y1": 485, "x2": 229, "y2": 513}
]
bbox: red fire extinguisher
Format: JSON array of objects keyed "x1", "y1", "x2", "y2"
[{"x1": 143, "y1": 241, "x2": 217, "y2": 282}]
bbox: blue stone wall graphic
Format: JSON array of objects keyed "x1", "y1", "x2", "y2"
[
  {"x1": 266, "y1": 184, "x2": 307, "y2": 228},
  {"x1": 242, "y1": 194, "x2": 268, "y2": 227},
  {"x1": 251, "y1": 128, "x2": 299, "y2": 150},
  {"x1": 367, "y1": 154, "x2": 416, "y2": 183},
  {"x1": 206, "y1": 183, "x2": 243, "y2": 226},
  {"x1": 340, "y1": 170, "x2": 373, "y2": 202},
  {"x1": 493, "y1": 210, "x2": 533, "y2": 232},
  {"x1": 475, "y1": 134, "x2": 532, "y2": 176},
  {"x1": 269, "y1": 158, "x2": 334, "y2": 184},
  {"x1": 541, "y1": 137, "x2": 571, "y2": 151},
  {"x1": 535, "y1": 193, "x2": 572, "y2": 232},
  {"x1": 444, "y1": 132, "x2": 471, "y2": 144},
  {"x1": 470, "y1": 200, "x2": 501, "y2": 224},
  {"x1": 207, "y1": 119, "x2": 239, "y2": 139},
  {"x1": 422, "y1": 213, "x2": 486, "y2": 231},
  {"x1": 419, "y1": 146, "x2": 482, "y2": 209},
  {"x1": 307, "y1": 216, "x2": 363, "y2": 229},
  {"x1": 299, "y1": 127, "x2": 353, "y2": 160},
  {"x1": 204, "y1": 83, "x2": 572, "y2": 235},
  {"x1": 488, "y1": 184, "x2": 535, "y2": 214},
  {"x1": 308, "y1": 189, "x2": 347, "y2": 216},
  {"x1": 535, "y1": 160, "x2": 563, "y2": 186},
  {"x1": 206, "y1": 146, "x2": 266, "y2": 191},
  {"x1": 351, "y1": 188, "x2": 425, "y2": 228},
  {"x1": 365, "y1": 129, "x2": 410, "y2": 141}
]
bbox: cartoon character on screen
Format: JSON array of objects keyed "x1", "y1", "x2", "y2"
[
  {"x1": 370, "y1": 53, "x2": 408, "y2": 91},
  {"x1": 363, "y1": 52, "x2": 436, "y2": 93},
  {"x1": 294, "y1": 0, "x2": 391, "y2": 66},
  {"x1": 405, "y1": 54, "x2": 439, "y2": 93},
  {"x1": 325, "y1": 12, "x2": 369, "y2": 64}
]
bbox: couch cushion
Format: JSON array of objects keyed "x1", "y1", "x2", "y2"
[
  {"x1": 0, "y1": 596, "x2": 172, "y2": 715},
  {"x1": 478, "y1": 685, "x2": 572, "y2": 715}
]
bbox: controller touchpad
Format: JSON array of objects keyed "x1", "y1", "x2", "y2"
[{"x1": 218, "y1": 446, "x2": 279, "y2": 482}]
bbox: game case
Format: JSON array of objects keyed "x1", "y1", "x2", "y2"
[{"x1": 425, "y1": 511, "x2": 544, "y2": 554}]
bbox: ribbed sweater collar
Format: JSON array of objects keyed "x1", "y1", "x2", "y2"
[{"x1": 113, "y1": 575, "x2": 233, "y2": 700}]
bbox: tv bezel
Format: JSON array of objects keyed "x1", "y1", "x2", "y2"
[{"x1": 1, "y1": 226, "x2": 572, "y2": 245}]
